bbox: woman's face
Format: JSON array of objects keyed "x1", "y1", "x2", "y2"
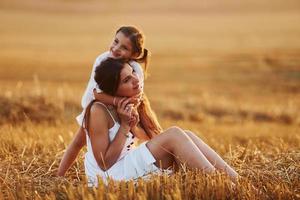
[
  {"x1": 116, "y1": 63, "x2": 142, "y2": 97},
  {"x1": 108, "y1": 31, "x2": 137, "y2": 60}
]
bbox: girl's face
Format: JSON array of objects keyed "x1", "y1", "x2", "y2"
[
  {"x1": 109, "y1": 32, "x2": 137, "y2": 60},
  {"x1": 116, "y1": 63, "x2": 142, "y2": 97}
]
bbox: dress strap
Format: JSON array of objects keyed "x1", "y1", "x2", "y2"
[{"x1": 94, "y1": 102, "x2": 117, "y2": 123}]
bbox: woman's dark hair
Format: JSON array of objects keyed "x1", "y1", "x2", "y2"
[
  {"x1": 94, "y1": 58, "x2": 125, "y2": 96},
  {"x1": 84, "y1": 58, "x2": 162, "y2": 138},
  {"x1": 116, "y1": 26, "x2": 150, "y2": 75}
]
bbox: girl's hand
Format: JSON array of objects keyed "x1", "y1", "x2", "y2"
[
  {"x1": 116, "y1": 98, "x2": 133, "y2": 130},
  {"x1": 129, "y1": 92, "x2": 143, "y2": 107},
  {"x1": 129, "y1": 107, "x2": 139, "y2": 128},
  {"x1": 114, "y1": 93, "x2": 142, "y2": 107}
]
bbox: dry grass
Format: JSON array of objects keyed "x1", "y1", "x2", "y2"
[
  {"x1": 0, "y1": 0, "x2": 300, "y2": 199},
  {"x1": 0, "y1": 116, "x2": 299, "y2": 199},
  {"x1": 0, "y1": 81, "x2": 299, "y2": 199}
]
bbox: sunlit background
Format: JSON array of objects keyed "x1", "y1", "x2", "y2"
[
  {"x1": 0, "y1": 0, "x2": 299, "y2": 199},
  {"x1": 1, "y1": 0, "x2": 300, "y2": 124}
]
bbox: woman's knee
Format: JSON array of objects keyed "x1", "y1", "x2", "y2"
[
  {"x1": 164, "y1": 126, "x2": 190, "y2": 141},
  {"x1": 165, "y1": 126, "x2": 184, "y2": 133},
  {"x1": 184, "y1": 130, "x2": 205, "y2": 144}
]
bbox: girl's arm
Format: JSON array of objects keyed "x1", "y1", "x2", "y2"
[
  {"x1": 93, "y1": 89, "x2": 119, "y2": 106},
  {"x1": 93, "y1": 89, "x2": 141, "y2": 106},
  {"x1": 57, "y1": 128, "x2": 86, "y2": 176}
]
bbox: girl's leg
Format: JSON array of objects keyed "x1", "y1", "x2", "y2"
[
  {"x1": 146, "y1": 127, "x2": 216, "y2": 173},
  {"x1": 184, "y1": 130, "x2": 238, "y2": 181},
  {"x1": 57, "y1": 127, "x2": 86, "y2": 176}
]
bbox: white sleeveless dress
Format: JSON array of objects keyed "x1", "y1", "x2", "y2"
[{"x1": 84, "y1": 102, "x2": 162, "y2": 187}]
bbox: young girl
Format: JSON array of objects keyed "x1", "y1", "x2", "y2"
[
  {"x1": 57, "y1": 26, "x2": 158, "y2": 176},
  {"x1": 83, "y1": 58, "x2": 238, "y2": 186}
]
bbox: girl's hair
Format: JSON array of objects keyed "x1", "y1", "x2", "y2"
[
  {"x1": 116, "y1": 26, "x2": 150, "y2": 74},
  {"x1": 84, "y1": 58, "x2": 162, "y2": 138}
]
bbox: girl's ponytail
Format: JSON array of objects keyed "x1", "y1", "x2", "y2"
[{"x1": 134, "y1": 48, "x2": 150, "y2": 75}]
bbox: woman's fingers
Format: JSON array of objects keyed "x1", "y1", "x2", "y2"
[
  {"x1": 120, "y1": 98, "x2": 131, "y2": 111},
  {"x1": 117, "y1": 98, "x2": 141, "y2": 127},
  {"x1": 125, "y1": 104, "x2": 134, "y2": 118},
  {"x1": 128, "y1": 109, "x2": 139, "y2": 128},
  {"x1": 117, "y1": 98, "x2": 130, "y2": 113},
  {"x1": 117, "y1": 97, "x2": 127, "y2": 110},
  {"x1": 117, "y1": 98, "x2": 134, "y2": 119}
]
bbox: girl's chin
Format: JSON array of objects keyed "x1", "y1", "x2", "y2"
[
  {"x1": 108, "y1": 54, "x2": 116, "y2": 59},
  {"x1": 108, "y1": 52, "x2": 120, "y2": 59}
]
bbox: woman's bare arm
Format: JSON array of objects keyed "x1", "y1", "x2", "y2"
[
  {"x1": 89, "y1": 100, "x2": 131, "y2": 170},
  {"x1": 131, "y1": 124, "x2": 150, "y2": 141}
]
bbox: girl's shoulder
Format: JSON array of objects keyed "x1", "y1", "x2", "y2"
[
  {"x1": 128, "y1": 60, "x2": 144, "y2": 76},
  {"x1": 93, "y1": 51, "x2": 110, "y2": 67},
  {"x1": 96, "y1": 51, "x2": 110, "y2": 59},
  {"x1": 128, "y1": 60, "x2": 140, "y2": 66}
]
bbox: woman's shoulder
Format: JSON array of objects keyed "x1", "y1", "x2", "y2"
[{"x1": 89, "y1": 102, "x2": 111, "y2": 123}]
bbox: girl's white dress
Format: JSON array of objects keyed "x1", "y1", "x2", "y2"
[{"x1": 84, "y1": 102, "x2": 163, "y2": 187}]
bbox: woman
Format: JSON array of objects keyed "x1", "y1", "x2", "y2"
[
  {"x1": 83, "y1": 58, "x2": 238, "y2": 186},
  {"x1": 57, "y1": 26, "x2": 153, "y2": 176}
]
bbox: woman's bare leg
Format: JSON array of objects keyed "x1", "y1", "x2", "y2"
[
  {"x1": 57, "y1": 127, "x2": 86, "y2": 176},
  {"x1": 146, "y1": 127, "x2": 216, "y2": 173},
  {"x1": 184, "y1": 130, "x2": 238, "y2": 181}
]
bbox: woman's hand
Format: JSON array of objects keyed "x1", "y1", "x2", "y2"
[
  {"x1": 129, "y1": 108, "x2": 150, "y2": 141},
  {"x1": 129, "y1": 107, "x2": 139, "y2": 128},
  {"x1": 116, "y1": 98, "x2": 133, "y2": 130}
]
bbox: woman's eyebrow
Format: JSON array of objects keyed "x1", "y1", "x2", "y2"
[
  {"x1": 121, "y1": 68, "x2": 134, "y2": 81},
  {"x1": 122, "y1": 76, "x2": 130, "y2": 82}
]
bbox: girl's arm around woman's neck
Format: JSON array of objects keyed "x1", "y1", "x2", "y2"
[{"x1": 93, "y1": 89, "x2": 115, "y2": 106}]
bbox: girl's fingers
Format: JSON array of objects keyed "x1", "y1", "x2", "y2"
[
  {"x1": 129, "y1": 98, "x2": 138, "y2": 105},
  {"x1": 132, "y1": 92, "x2": 142, "y2": 99},
  {"x1": 131, "y1": 98, "x2": 141, "y2": 106},
  {"x1": 130, "y1": 93, "x2": 143, "y2": 105}
]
